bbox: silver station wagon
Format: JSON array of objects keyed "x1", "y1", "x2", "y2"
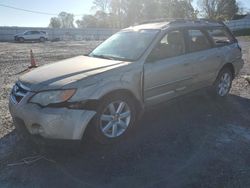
[{"x1": 9, "y1": 19, "x2": 244, "y2": 144}]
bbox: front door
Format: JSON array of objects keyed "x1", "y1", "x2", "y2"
[
  {"x1": 144, "y1": 29, "x2": 194, "y2": 105},
  {"x1": 23, "y1": 31, "x2": 33, "y2": 40}
]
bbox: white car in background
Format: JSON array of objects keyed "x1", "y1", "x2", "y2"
[{"x1": 14, "y1": 30, "x2": 48, "y2": 42}]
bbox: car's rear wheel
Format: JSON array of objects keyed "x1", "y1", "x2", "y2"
[
  {"x1": 18, "y1": 37, "x2": 24, "y2": 42},
  {"x1": 39, "y1": 37, "x2": 45, "y2": 42},
  {"x1": 89, "y1": 94, "x2": 137, "y2": 144},
  {"x1": 213, "y1": 67, "x2": 233, "y2": 98}
]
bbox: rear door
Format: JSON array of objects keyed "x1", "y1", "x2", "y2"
[
  {"x1": 31, "y1": 31, "x2": 41, "y2": 40},
  {"x1": 207, "y1": 27, "x2": 242, "y2": 73},
  {"x1": 183, "y1": 28, "x2": 222, "y2": 88},
  {"x1": 144, "y1": 29, "x2": 194, "y2": 105}
]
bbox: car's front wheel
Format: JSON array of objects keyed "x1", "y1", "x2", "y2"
[
  {"x1": 213, "y1": 67, "x2": 233, "y2": 98},
  {"x1": 18, "y1": 37, "x2": 24, "y2": 42},
  {"x1": 90, "y1": 94, "x2": 137, "y2": 144}
]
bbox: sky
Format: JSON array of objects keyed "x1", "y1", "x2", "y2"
[
  {"x1": 0, "y1": 0, "x2": 250, "y2": 27},
  {"x1": 0, "y1": 0, "x2": 93, "y2": 27}
]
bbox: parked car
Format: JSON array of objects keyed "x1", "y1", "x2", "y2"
[
  {"x1": 14, "y1": 30, "x2": 48, "y2": 42},
  {"x1": 9, "y1": 19, "x2": 244, "y2": 144}
]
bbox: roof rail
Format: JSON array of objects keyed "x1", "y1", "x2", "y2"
[
  {"x1": 199, "y1": 18, "x2": 225, "y2": 25},
  {"x1": 136, "y1": 18, "x2": 224, "y2": 26},
  {"x1": 138, "y1": 18, "x2": 175, "y2": 25},
  {"x1": 170, "y1": 18, "x2": 224, "y2": 25}
]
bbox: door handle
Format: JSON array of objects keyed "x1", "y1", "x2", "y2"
[{"x1": 183, "y1": 63, "x2": 189, "y2": 66}]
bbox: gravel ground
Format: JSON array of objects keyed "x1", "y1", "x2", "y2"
[
  {"x1": 0, "y1": 39, "x2": 249, "y2": 188},
  {"x1": 0, "y1": 41, "x2": 100, "y2": 137}
]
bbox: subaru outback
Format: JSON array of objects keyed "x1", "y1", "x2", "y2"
[{"x1": 9, "y1": 19, "x2": 244, "y2": 144}]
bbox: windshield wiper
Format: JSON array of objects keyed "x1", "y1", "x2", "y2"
[
  {"x1": 108, "y1": 56, "x2": 133, "y2": 61},
  {"x1": 91, "y1": 54, "x2": 133, "y2": 62},
  {"x1": 91, "y1": 54, "x2": 116, "y2": 60}
]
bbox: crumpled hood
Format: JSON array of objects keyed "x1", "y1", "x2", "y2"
[{"x1": 19, "y1": 56, "x2": 129, "y2": 91}]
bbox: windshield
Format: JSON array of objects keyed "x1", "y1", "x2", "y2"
[{"x1": 90, "y1": 29, "x2": 159, "y2": 61}]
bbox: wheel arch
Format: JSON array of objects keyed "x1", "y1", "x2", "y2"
[
  {"x1": 99, "y1": 89, "x2": 143, "y2": 114},
  {"x1": 82, "y1": 88, "x2": 143, "y2": 119},
  {"x1": 219, "y1": 63, "x2": 235, "y2": 79},
  {"x1": 82, "y1": 88, "x2": 144, "y2": 140}
]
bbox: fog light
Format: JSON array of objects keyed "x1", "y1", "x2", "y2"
[{"x1": 31, "y1": 124, "x2": 44, "y2": 134}]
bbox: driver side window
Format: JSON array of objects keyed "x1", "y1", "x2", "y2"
[{"x1": 147, "y1": 30, "x2": 185, "y2": 62}]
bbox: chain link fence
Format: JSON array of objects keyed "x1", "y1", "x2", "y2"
[
  {"x1": 1, "y1": 18, "x2": 250, "y2": 42},
  {"x1": 0, "y1": 27, "x2": 119, "y2": 42}
]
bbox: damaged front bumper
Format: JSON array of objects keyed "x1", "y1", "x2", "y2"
[{"x1": 9, "y1": 92, "x2": 96, "y2": 140}]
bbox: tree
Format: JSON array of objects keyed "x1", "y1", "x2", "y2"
[
  {"x1": 94, "y1": 11, "x2": 111, "y2": 27},
  {"x1": 92, "y1": 0, "x2": 110, "y2": 12},
  {"x1": 109, "y1": 0, "x2": 126, "y2": 27},
  {"x1": 48, "y1": 12, "x2": 75, "y2": 28},
  {"x1": 123, "y1": 0, "x2": 144, "y2": 25},
  {"x1": 76, "y1": 15, "x2": 98, "y2": 28},
  {"x1": 49, "y1": 17, "x2": 61, "y2": 28},
  {"x1": 160, "y1": 0, "x2": 195, "y2": 19},
  {"x1": 199, "y1": 0, "x2": 239, "y2": 20},
  {"x1": 58, "y1": 12, "x2": 75, "y2": 28},
  {"x1": 142, "y1": 0, "x2": 161, "y2": 21},
  {"x1": 76, "y1": 0, "x2": 197, "y2": 29}
]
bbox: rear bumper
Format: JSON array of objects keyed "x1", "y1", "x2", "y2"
[{"x1": 9, "y1": 93, "x2": 96, "y2": 140}]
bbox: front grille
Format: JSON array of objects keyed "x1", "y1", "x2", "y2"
[{"x1": 11, "y1": 82, "x2": 30, "y2": 104}]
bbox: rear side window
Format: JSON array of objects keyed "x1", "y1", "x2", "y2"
[
  {"x1": 207, "y1": 28, "x2": 234, "y2": 47},
  {"x1": 187, "y1": 30, "x2": 212, "y2": 53},
  {"x1": 31, "y1": 31, "x2": 40, "y2": 34}
]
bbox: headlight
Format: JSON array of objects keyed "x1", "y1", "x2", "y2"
[{"x1": 29, "y1": 89, "x2": 76, "y2": 107}]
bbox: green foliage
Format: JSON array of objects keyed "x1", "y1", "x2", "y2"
[
  {"x1": 199, "y1": 0, "x2": 239, "y2": 20},
  {"x1": 76, "y1": 0, "x2": 197, "y2": 28},
  {"x1": 49, "y1": 12, "x2": 75, "y2": 28},
  {"x1": 49, "y1": 17, "x2": 61, "y2": 28},
  {"x1": 92, "y1": 0, "x2": 110, "y2": 12},
  {"x1": 76, "y1": 11, "x2": 111, "y2": 28},
  {"x1": 160, "y1": 0, "x2": 195, "y2": 19},
  {"x1": 58, "y1": 12, "x2": 75, "y2": 28},
  {"x1": 49, "y1": 0, "x2": 241, "y2": 28}
]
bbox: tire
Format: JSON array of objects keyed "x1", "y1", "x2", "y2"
[
  {"x1": 39, "y1": 37, "x2": 45, "y2": 42},
  {"x1": 18, "y1": 37, "x2": 24, "y2": 43},
  {"x1": 89, "y1": 94, "x2": 137, "y2": 144},
  {"x1": 212, "y1": 67, "x2": 233, "y2": 98}
]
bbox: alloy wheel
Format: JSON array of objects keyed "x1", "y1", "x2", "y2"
[
  {"x1": 99, "y1": 101, "x2": 131, "y2": 138},
  {"x1": 217, "y1": 72, "x2": 232, "y2": 97}
]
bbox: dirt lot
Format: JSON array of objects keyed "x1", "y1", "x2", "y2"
[{"x1": 0, "y1": 39, "x2": 250, "y2": 188}]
